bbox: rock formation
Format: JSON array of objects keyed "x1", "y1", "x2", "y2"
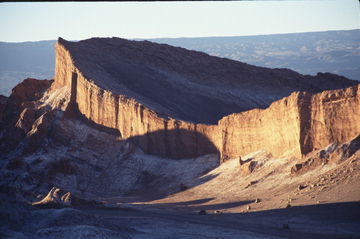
[
  {"x1": 50, "y1": 37, "x2": 359, "y2": 160},
  {"x1": 32, "y1": 187, "x2": 68, "y2": 208},
  {"x1": 32, "y1": 187, "x2": 102, "y2": 208},
  {"x1": 0, "y1": 78, "x2": 54, "y2": 155}
]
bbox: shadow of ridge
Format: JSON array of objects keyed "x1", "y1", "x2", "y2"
[
  {"x1": 128, "y1": 128, "x2": 219, "y2": 159},
  {"x1": 151, "y1": 199, "x2": 254, "y2": 211},
  {"x1": 121, "y1": 173, "x2": 221, "y2": 203},
  {"x1": 69, "y1": 105, "x2": 220, "y2": 159},
  {"x1": 158, "y1": 198, "x2": 216, "y2": 206},
  {"x1": 210, "y1": 201, "x2": 360, "y2": 239},
  {"x1": 85, "y1": 201, "x2": 360, "y2": 239},
  {"x1": 156, "y1": 201, "x2": 360, "y2": 239},
  {"x1": 235, "y1": 201, "x2": 360, "y2": 223},
  {"x1": 70, "y1": 108, "x2": 122, "y2": 137},
  {"x1": 63, "y1": 106, "x2": 223, "y2": 203}
]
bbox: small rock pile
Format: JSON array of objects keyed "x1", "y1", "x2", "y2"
[{"x1": 32, "y1": 187, "x2": 101, "y2": 208}]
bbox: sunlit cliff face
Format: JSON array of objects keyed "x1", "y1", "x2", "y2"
[{"x1": 52, "y1": 37, "x2": 359, "y2": 160}]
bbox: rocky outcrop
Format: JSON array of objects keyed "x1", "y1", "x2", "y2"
[
  {"x1": 0, "y1": 78, "x2": 54, "y2": 155},
  {"x1": 32, "y1": 187, "x2": 67, "y2": 208},
  {"x1": 48, "y1": 37, "x2": 360, "y2": 160},
  {"x1": 32, "y1": 187, "x2": 101, "y2": 208},
  {"x1": 291, "y1": 135, "x2": 360, "y2": 175},
  {"x1": 10, "y1": 78, "x2": 53, "y2": 107}
]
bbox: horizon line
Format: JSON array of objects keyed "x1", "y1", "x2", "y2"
[{"x1": 1, "y1": 28, "x2": 359, "y2": 44}]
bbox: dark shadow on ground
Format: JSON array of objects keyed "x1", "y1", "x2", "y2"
[
  {"x1": 83, "y1": 201, "x2": 360, "y2": 239},
  {"x1": 70, "y1": 108, "x2": 122, "y2": 137},
  {"x1": 70, "y1": 102, "x2": 219, "y2": 159},
  {"x1": 128, "y1": 128, "x2": 219, "y2": 159},
  {"x1": 230, "y1": 201, "x2": 360, "y2": 225},
  {"x1": 157, "y1": 198, "x2": 216, "y2": 206},
  {"x1": 120, "y1": 173, "x2": 221, "y2": 203},
  {"x1": 214, "y1": 201, "x2": 360, "y2": 239},
  {"x1": 110, "y1": 201, "x2": 360, "y2": 239},
  {"x1": 66, "y1": 105, "x2": 222, "y2": 201},
  {"x1": 148, "y1": 199, "x2": 254, "y2": 211}
]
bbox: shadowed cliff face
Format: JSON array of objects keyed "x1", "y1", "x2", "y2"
[
  {"x1": 67, "y1": 101, "x2": 218, "y2": 159},
  {"x1": 129, "y1": 129, "x2": 219, "y2": 159}
]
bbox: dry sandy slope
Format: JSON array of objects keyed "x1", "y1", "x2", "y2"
[
  {"x1": 93, "y1": 145, "x2": 360, "y2": 238},
  {"x1": 115, "y1": 148, "x2": 360, "y2": 213}
]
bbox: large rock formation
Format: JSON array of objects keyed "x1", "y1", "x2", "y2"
[
  {"x1": 51, "y1": 37, "x2": 359, "y2": 160},
  {"x1": 54, "y1": 37, "x2": 355, "y2": 123}
]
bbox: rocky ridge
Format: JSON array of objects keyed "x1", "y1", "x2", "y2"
[{"x1": 51, "y1": 37, "x2": 359, "y2": 160}]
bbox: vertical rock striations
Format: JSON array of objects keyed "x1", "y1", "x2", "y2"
[
  {"x1": 300, "y1": 86, "x2": 360, "y2": 155},
  {"x1": 219, "y1": 85, "x2": 360, "y2": 159},
  {"x1": 219, "y1": 91, "x2": 303, "y2": 159}
]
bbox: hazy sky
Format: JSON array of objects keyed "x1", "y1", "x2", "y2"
[{"x1": 0, "y1": 0, "x2": 359, "y2": 42}]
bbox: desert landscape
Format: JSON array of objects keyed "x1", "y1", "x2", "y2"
[{"x1": 0, "y1": 36, "x2": 359, "y2": 238}]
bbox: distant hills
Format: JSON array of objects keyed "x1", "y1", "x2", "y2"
[
  {"x1": 0, "y1": 40, "x2": 55, "y2": 96},
  {"x1": 0, "y1": 29, "x2": 359, "y2": 96},
  {"x1": 151, "y1": 29, "x2": 360, "y2": 81}
]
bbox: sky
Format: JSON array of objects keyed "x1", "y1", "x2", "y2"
[{"x1": 0, "y1": 0, "x2": 359, "y2": 42}]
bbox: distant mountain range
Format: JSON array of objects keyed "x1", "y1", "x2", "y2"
[
  {"x1": 0, "y1": 40, "x2": 55, "y2": 96},
  {"x1": 0, "y1": 29, "x2": 359, "y2": 96},
  {"x1": 151, "y1": 29, "x2": 360, "y2": 81}
]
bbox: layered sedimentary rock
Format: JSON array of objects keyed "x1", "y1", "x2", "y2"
[{"x1": 52, "y1": 37, "x2": 359, "y2": 159}]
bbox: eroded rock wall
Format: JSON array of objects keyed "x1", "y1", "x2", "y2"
[
  {"x1": 300, "y1": 85, "x2": 360, "y2": 154},
  {"x1": 218, "y1": 85, "x2": 360, "y2": 159},
  {"x1": 54, "y1": 40, "x2": 360, "y2": 160},
  {"x1": 219, "y1": 92, "x2": 303, "y2": 159}
]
